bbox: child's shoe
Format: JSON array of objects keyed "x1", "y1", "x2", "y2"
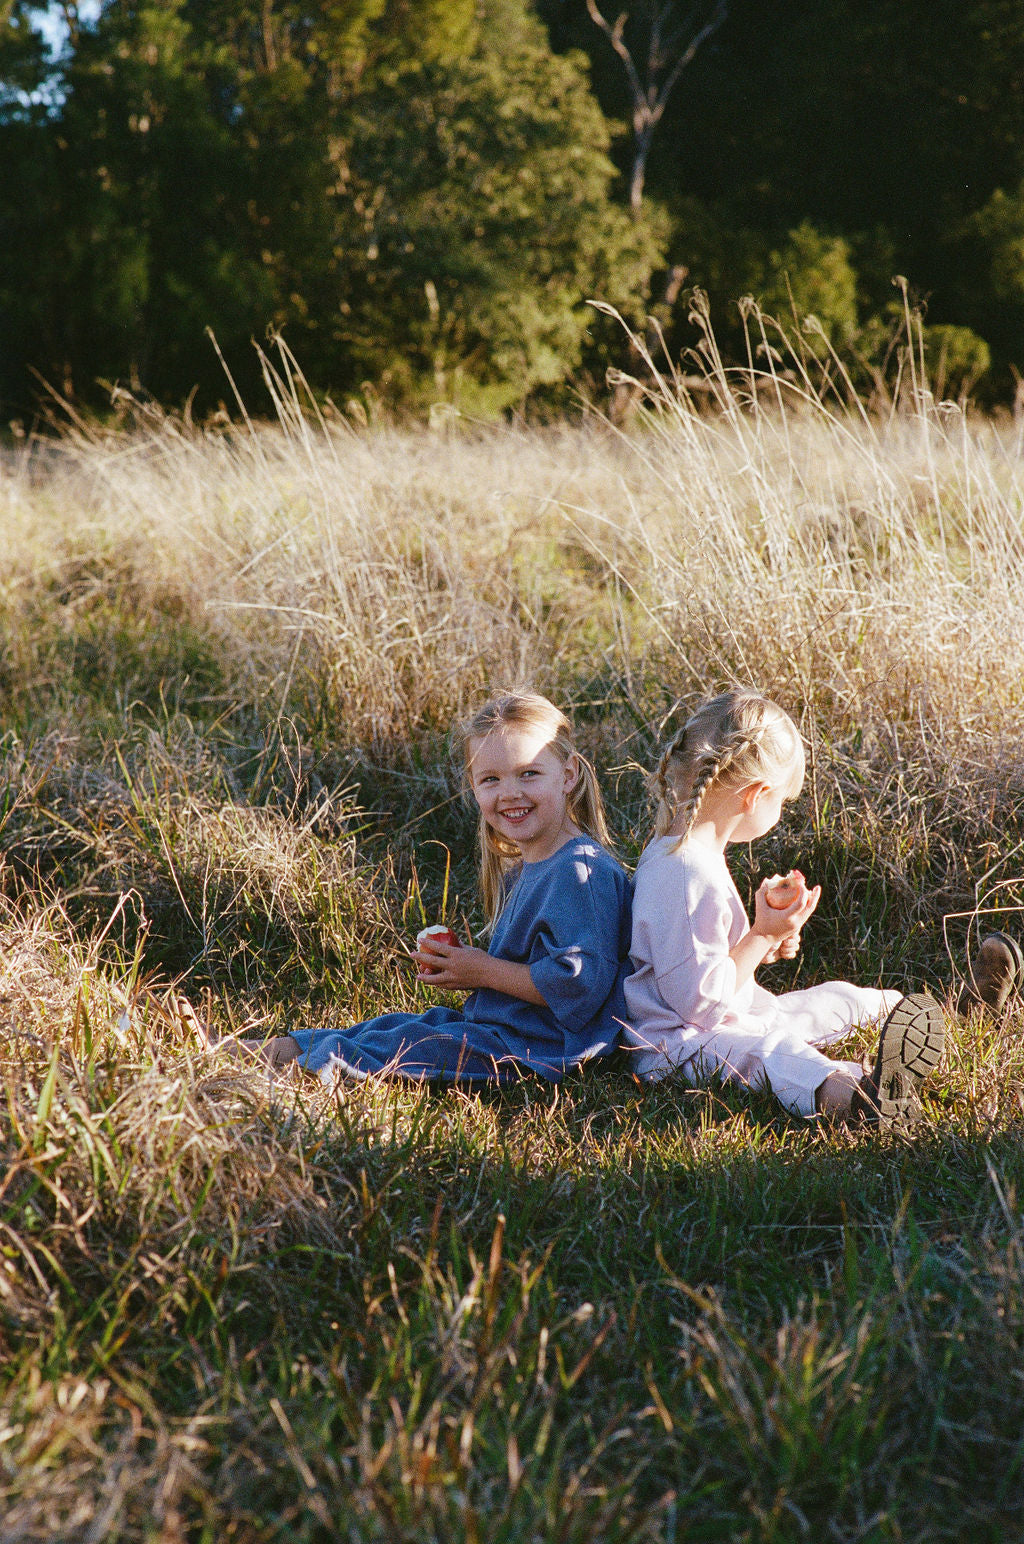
[
  {"x1": 851, "y1": 993, "x2": 945, "y2": 1128},
  {"x1": 957, "y1": 931, "x2": 1023, "y2": 1016}
]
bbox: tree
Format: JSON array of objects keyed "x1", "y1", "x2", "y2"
[
  {"x1": 583, "y1": 0, "x2": 726, "y2": 214},
  {"x1": 0, "y1": 0, "x2": 659, "y2": 416},
  {"x1": 0, "y1": 5, "x2": 66, "y2": 413},
  {"x1": 0, "y1": 0, "x2": 50, "y2": 118},
  {"x1": 759, "y1": 223, "x2": 858, "y2": 347},
  {"x1": 949, "y1": 182, "x2": 1024, "y2": 381},
  {"x1": 330, "y1": 8, "x2": 660, "y2": 411}
]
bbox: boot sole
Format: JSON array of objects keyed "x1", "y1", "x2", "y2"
[{"x1": 866, "y1": 993, "x2": 945, "y2": 1127}]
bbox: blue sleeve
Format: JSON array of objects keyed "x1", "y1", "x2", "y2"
[{"x1": 527, "y1": 849, "x2": 632, "y2": 1036}]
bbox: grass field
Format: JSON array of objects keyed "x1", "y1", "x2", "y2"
[{"x1": 5, "y1": 333, "x2": 1024, "y2": 1540}]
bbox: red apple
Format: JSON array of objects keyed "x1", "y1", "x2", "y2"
[
  {"x1": 764, "y1": 869, "x2": 806, "y2": 909},
  {"x1": 415, "y1": 924, "x2": 460, "y2": 974}
]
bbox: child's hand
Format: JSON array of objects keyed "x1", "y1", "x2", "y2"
[
  {"x1": 411, "y1": 942, "x2": 547, "y2": 1008},
  {"x1": 411, "y1": 938, "x2": 490, "y2": 991},
  {"x1": 753, "y1": 876, "x2": 820, "y2": 940},
  {"x1": 414, "y1": 925, "x2": 460, "y2": 975},
  {"x1": 763, "y1": 931, "x2": 802, "y2": 964}
]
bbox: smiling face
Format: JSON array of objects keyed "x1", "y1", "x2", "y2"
[{"x1": 467, "y1": 725, "x2": 581, "y2": 863}]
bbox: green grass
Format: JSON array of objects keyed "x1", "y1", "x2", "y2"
[
  {"x1": 5, "y1": 1010, "x2": 1024, "y2": 1540},
  {"x1": 5, "y1": 327, "x2": 1024, "y2": 1537}
]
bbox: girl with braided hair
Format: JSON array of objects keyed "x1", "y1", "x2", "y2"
[{"x1": 623, "y1": 687, "x2": 948, "y2": 1125}]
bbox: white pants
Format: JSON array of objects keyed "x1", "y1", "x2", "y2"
[{"x1": 679, "y1": 982, "x2": 903, "y2": 1118}]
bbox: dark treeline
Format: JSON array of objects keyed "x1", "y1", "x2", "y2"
[{"x1": 2, "y1": 0, "x2": 1024, "y2": 420}]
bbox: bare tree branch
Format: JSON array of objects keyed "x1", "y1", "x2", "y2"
[
  {"x1": 585, "y1": 0, "x2": 645, "y2": 108},
  {"x1": 586, "y1": 0, "x2": 728, "y2": 213},
  {"x1": 658, "y1": 0, "x2": 727, "y2": 112}
]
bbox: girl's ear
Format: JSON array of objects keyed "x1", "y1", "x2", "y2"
[
  {"x1": 741, "y1": 781, "x2": 771, "y2": 811},
  {"x1": 562, "y1": 752, "x2": 581, "y2": 795}
]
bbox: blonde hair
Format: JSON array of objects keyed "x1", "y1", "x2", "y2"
[
  {"x1": 460, "y1": 691, "x2": 611, "y2": 926},
  {"x1": 654, "y1": 687, "x2": 804, "y2": 850}
]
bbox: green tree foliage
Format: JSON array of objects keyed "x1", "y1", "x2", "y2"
[
  {"x1": 6, "y1": 0, "x2": 1024, "y2": 413},
  {"x1": 0, "y1": 0, "x2": 658, "y2": 416},
  {"x1": 970, "y1": 186, "x2": 1024, "y2": 308},
  {"x1": 546, "y1": 0, "x2": 1024, "y2": 397},
  {"x1": 0, "y1": 4, "x2": 63, "y2": 409},
  {"x1": 946, "y1": 183, "x2": 1024, "y2": 375},
  {"x1": 758, "y1": 223, "x2": 859, "y2": 347},
  {"x1": 52, "y1": 0, "x2": 278, "y2": 399},
  {"x1": 0, "y1": 0, "x2": 49, "y2": 112},
  {"x1": 333, "y1": 31, "x2": 659, "y2": 411},
  {"x1": 921, "y1": 324, "x2": 991, "y2": 401}
]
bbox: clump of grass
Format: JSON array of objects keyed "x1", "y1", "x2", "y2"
[
  {"x1": 0, "y1": 716, "x2": 413, "y2": 1017},
  {"x1": 3, "y1": 934, "x2": 1024, "y2": 1539}
]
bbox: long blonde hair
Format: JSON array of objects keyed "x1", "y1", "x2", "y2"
[
  {"x1": 460, "y1": 691, "x2": 611, "y2": 926},
  {"x1": 654, "y1": 687, "x2": 804, "y2": 850}
]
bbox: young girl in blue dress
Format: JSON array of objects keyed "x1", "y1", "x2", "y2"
[{"x1": 231, "y1": 691, "x2": 632, "y2": 1084}]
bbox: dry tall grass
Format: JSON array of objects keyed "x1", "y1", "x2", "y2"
[
  {"x1": 7, "y1": 321, "x2": 1024, "y2": 762},
  {"x1": 6, "y1": 319, "x2": 1024, "y2": 951}
]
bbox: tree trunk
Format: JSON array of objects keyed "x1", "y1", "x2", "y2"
[{"x1": 629, "y1": 127, "x2": 653, "y2": 217}]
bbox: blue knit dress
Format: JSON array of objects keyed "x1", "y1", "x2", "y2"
[{"x1": 290, "y1": 836, "x2": 632, "y2": 1084}]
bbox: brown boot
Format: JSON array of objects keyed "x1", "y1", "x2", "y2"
[
  {"x1": 850, "y1": 993, "x2": 945, "y2": 1129},
  {"x1": 958, "y1": 931, "x2": 1023, "y2": 1016}
]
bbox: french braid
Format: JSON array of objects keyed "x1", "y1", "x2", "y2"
[
  {"x1": 654, "y1": 730, "x2": 688, "y2": 825},
  {"x1": 652, "y1": 689, "x2": 803, "y2": 850},
  {"x1": 673, "y1": 751, "x2": 724, "y2": 845}
]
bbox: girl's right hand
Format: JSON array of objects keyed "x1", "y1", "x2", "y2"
[
  {"x1": 411, "y1": 941, "x2": 548, "y2": 1007},
  {"x1": 411, "y1": 938, "x2": 487, "y2": 989}
]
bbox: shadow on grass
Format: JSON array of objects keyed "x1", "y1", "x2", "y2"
[{"x1": 4, "y1": 1005, "x2": 1024, "y2": 1542}]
